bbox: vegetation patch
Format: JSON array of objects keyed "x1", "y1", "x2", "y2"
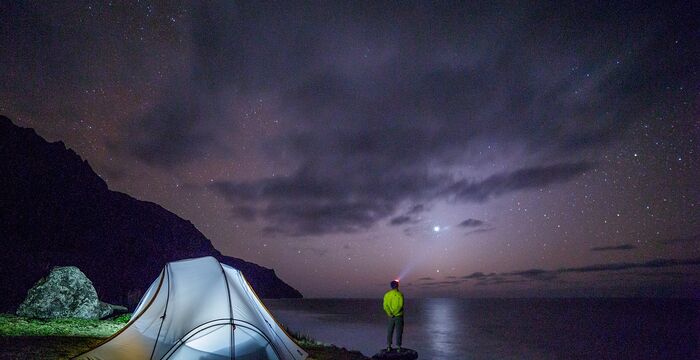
[
  {"x1": 0, "y1": 314, "x2": 127, "y2": 337},
  {"x1": 285, "y1": 326, "x2": 369, "y2": 360}
]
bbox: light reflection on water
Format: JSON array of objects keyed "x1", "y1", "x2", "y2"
[{"x1": 424, "y1": 298, "x2": 457, "y2": 358}]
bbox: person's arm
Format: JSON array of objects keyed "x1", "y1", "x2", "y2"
[
  {"x1": 397, "y1": 292, "x2": 404, "y2": 314},
  {"x1": 383, "y1": 294, "x2": 392, "y2": 316}
]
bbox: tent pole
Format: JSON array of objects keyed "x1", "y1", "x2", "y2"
[
  {"x1": 150, "y1": 263, "x2": 172, "y2": 360},
  {"x1": 218, "y1": 262, "x2": 235, "y2": 359}
]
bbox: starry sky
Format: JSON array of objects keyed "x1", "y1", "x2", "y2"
[{"x1": 1, "y1": 1, "x2": 698, "y2": 298}]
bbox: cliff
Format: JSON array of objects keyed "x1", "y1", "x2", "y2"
[{"x1": 0, "y1": 116, "x2": 301, "y2": 311}]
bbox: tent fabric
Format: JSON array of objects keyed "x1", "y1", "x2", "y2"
[{"x1": 75, "y1": 256, "x2": 308, "y2": 360}]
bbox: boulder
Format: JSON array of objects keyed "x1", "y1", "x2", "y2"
[
  {"x1": 371, "y1": 348, "x2": 418, "y2": 360},
  {"x1": 16, "y1": 266, "x2": 114, "y2": 319}
]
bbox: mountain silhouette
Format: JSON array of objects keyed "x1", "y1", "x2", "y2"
[{"x1": 0, "y1": 116, "x2": 301, "y2": 312}]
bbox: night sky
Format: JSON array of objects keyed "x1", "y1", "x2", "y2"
[{"x1": 1, "y1": 1, "x2": 698, "y2": 298}]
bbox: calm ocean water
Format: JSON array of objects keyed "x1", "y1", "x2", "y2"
[{"x1": 264, "y1": 298, "x2": 699, "y2": 359}]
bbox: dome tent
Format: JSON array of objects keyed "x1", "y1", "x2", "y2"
[{"x1": 75, "y1": 257, "x2": 307, "y2": 360}]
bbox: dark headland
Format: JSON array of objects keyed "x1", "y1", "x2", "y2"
[{"x1": 0, "y1": 116, "x2": 302, "y2": 313}]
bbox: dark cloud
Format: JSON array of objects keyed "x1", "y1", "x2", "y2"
[
  {"x1": 406, "y1": 204, "x2": 425, "y2": 215},
  {"x1": 558, "y1": 257, "x2": 700, "y2": 273},
  {"x1": 212, "y1": 171, "x2": 400, "y2": 235},
  {"x1": 459, "y1": 218, "x2": 484, "y2": 227},
  {"x1": 660, "y1": 234, "x2": 700, "y2": 245},
  {"x1": 444, "y1": 162, "x2": 593, "y2": 203},
  {"x1": 107, "y1": 3, "x2": 250, "y2": 168},
  {"x1": 389, "y1": 215, "x2": 417, "y2": 226},
  {"x1": 28, "y1": 0, "x2": 655, "y2": 236},
  {"x1": 464, "y1": 228, "x2": 495, "y2": 237},
  {"x1": 388, "y1": 204, "x2": 426, "y2": 226},
  {"x1": 456, "y1": 257, "x2": 700, "y2": 286},
  {"x1": 212, "y1": 162, "x2": 590, "y2": 236},
  {"x1": 475, "y1": 278, "x2": 528, "y2": 287},
  {"x1": 271, "y1": 200, "x2": 395, "y2": 236},
  {"x1": 122, "y1": 91, "x2": 214, "y2": 168},
  {"x1": 418, "y1": 280, "x2": 462, "y2": 287},
  {"x1": 590, "y1": 244, "x2": 637, "y2": 251},
  {"x1": 177, "y1": 2, "x2": 666, "y2": 236},
  {"x1": 504, "y1": 269, "x2": 559, "y2": 281},
  {"x1": 418, "y1": 277, "x2": 434, "y2": 281},
  {"x1": 461, "y1": 272, "x2": 489, "y2": 279},
  {"x1": 633, "y1": 271, "x2": 694, "y2": 279},
  {"x1": 292, "y1": 246, "x2": 328, "y2": 257},
  {"x1": 231, "y1": 206, "x2": 257, "y2": 221}
]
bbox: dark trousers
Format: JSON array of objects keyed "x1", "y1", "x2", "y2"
[{"x1": 386, "y1": 316, "x2": 404, "y2": 347}]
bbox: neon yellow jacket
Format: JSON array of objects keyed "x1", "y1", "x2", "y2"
[{"x1": 383, "y1": 289, "x2": 404, "y2": 317}]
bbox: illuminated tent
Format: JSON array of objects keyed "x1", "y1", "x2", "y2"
[{"x1": 75, "y1": 256, "x2": 308, "y2": 360}]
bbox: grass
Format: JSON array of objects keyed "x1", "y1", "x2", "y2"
[
  {"x1": 284, "y1": 325, "x2": 319, "y2": 346},
  {"x1": 284, "y1": 325, "x2": 369, "y2": 360},
  {"x1": 0, "y1": 313, "x2": 128, "y2": 337}
]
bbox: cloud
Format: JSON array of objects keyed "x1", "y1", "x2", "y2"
[
  {"x1": 633, "y1": 271, "x2": 692, "y2": 279},
  {"x1": 122, "y1": 91, "x2": 215, "y2": 168},
  {"x1": 231, "y1": 205, "x2": 257, "y2": 221},
  {"x1": 464, "y1": 228, "x2": 495, "y2": 237},
  {"x1": 211, "y1": 162, "x2": 590, "y2": 236},
  {"x1": 418, "y1": 280, "x2": 462, "y2": 287},
  {"x1": 389, "y1": 215, "x2": 417, "y2": 226},
  {"x1": 188, "y1": 4, "x2": 656, "y2": 237},
  {"x1": 388, "y1": 204, "x2": 427, "y2": 226},
  {"x1": 590, "y1": 244, "x2": 637, "y2": 251},
  {"x1": 406, "y1": 204, "x2": 425, "y2": 215},
  {"x1": 211, "y1": 170, "x2": 401, "y2": 235},
  {"x1": 444, "y1": 257, "x2": 700, "y2": 287},
  {"x1": 3, "y1": 3, "x2": 688, "y2": 178},
  {"x1": 444, "y1": 162, "x2": 593, "y2": 203},
  {"x1": 504, "y1": 268, "x2": 559, "y2": 281},
  {"x1": 459, "y1": 218, "x2": 484, "y2": 227},
  {"x1": 292, "y1": 246, "x2": 329, "y2": 257},
  {"x1": 558, "y1": 257, "x2": 700, "y2": 273},
  {"x1": 461, "y1": 272, "x2": 489, "y2": 279},
  {"x1": 19, "y1": 1, "x2": 666, "y2": 236},
  {"x1": 660, "y1": 234, "x2": 700, "y2": 245},
  {"x1": 475, "y1": 278, "x2": 528, "y2": 287}
]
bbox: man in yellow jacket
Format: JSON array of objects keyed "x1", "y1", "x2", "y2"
[{"x1": 383, "y1": 280, "x2": 404, "y2": 352}]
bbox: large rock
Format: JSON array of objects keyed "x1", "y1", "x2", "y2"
[
  {"x1": 371, "y1": 348, "x2": 418, "y2": 360},
  {"x1": 16, "y1": 266, "x2": 112, "y2": 319}
]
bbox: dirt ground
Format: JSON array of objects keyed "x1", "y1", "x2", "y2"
[
  {"x1": 0, "y1": 336, "x2": 369, "y2": 360},
  {"x1": 0, "y1": 337, "x2": 104, "y2": 360}
]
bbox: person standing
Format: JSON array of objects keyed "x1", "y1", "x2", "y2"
[{"x1": 383, "y1": 280, "x2": 404, "y2": 352}]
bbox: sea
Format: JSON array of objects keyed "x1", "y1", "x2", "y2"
[{"x1": 264, "y1": 298, "x2": 699, "y2": 359}]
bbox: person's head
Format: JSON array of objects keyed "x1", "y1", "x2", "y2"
[{"x1": 390, "y1": 280, "x2": 399, "y2": 289}]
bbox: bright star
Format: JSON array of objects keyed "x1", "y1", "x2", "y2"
[{"x1": 433, "y1": 226, "x2": 440, "y2": 232}]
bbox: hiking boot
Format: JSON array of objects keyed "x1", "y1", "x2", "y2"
[
  {"x1": 386, "y1": 346, "x2": 392, "y2": 352},
  {"x1": 397, "y1": 347, "x2": 403, "y2": 353}
]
